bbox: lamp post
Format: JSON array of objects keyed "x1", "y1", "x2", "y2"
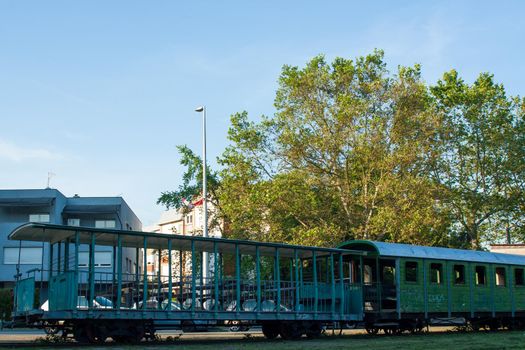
[{"x1": 195, "y1": 106, "x2": 208, "y2": 282}]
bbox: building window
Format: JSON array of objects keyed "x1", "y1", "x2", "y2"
[
  {"x1": 495, "y1": 267, "x2": 506, "y2": 287},
  {"x1": 78, "y1": 252, "x2": 112, "y2": 267},
  {"x1": 405, "y1": 261, "x2": 418, "y2": 283},
  {"x1": 67, "y1": 218, "x2": 80, "y2": 226},
  {"x1": 475, "y1": 266, "x2": 486, "y2": 285},
  {"x1": 515, "y1": 268, "x2": 524, "y2": 286},
  {"x1": 430, "y1": 263, "x2": 442, "y2": 284},
  {"x1": 29, "y1": 214, "x2": 50, "y2": 223},
  {"x1": 185, "y1": 215, "x2": 193, "y2": 224},
  {"x1": 3, "y1": 247, "x2": 43, "y2": 264},
  {"x1": 453, "y1": 264, "x2": 465, "y2": 285},
  {"x1": 95, "y1": 220, "x2": 116, "y2": 229}
]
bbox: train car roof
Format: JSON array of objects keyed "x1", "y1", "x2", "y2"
[
  {"x1": 339, "y1": 240, "x2": 525, "y2": 265},
  {"x1": 9, "y1": 223, "x2": 366, "y2": 259}
]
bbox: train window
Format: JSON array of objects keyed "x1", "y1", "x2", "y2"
[
  {"x1": 515, "y1": 269, "x2": 524, "y2": 286},
  {"x1": 453, "y1": 264, "x2": 465, "y2": 284},
  {"x1": 382, "y1": 266, "x2": 395, "y2": 284},
  {"x1": 363, "y1": 265, "x2": 373, "y2": 283},
  {"x1": 475, "y1": 266, "x2": 486, "y2": 285},
  {"x1": 495, "y1": 267, "x2": 506, "y2": 287},
  {"x1": 405, "y1": 262, "x2": 418, "y2": 283},
  {"x1": 430, "y1": 263, "x2": 442, "y2": 284}
]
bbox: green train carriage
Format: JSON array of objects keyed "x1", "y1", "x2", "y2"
[{"x1": 340, "y1": 240, "x2": 525, "y2": 332}]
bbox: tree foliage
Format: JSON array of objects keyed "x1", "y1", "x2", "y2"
[{"x1": 160, "y1": 51, "x2": 525, "y2": 249}]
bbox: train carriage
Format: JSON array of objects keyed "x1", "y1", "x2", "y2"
[
  {"x1": 9, "y1": 223, "x2": 525, "y2": 342},
  {"x1": 9, "y1": 223, "x2": 365, "y2": 342},
  {"x1": 339, "y1": 240, "x2": 525, "y2": 332}
]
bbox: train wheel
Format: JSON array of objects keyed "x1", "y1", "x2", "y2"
[
  {"x1": 73, "y1": 325, "x2": 89, "y2": 343},
  {"x1": 279, "y1": 322, "x2": 302, "y2": 340},
  {"x1": 85, "y1": 324, "x2": 108, "y2": 344},
  {"x1": 305, "y1": 323, "x2": 323, "y2": 339},
  {"x1": 262, "y1": 323, "x2": 280, "y2": 340},
  {"x1": 126, "y1": 325, "x2": 145, "y2": 343}
]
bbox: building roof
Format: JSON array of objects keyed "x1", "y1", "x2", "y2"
[
  {"x1": 0, "y1": 188, "x2": 61, "y2": 206},
  {"x1": 339, "y1": 240, "x2": 525, "y2": 265}
]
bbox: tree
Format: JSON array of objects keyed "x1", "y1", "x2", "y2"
[
  {"x1": 217, "y1": 51, "x2": 449, "y2": 246},
  {"x1": 157, "y1": 145, "x2": 222, "y2": 232},
  {"x1": 431, "y1": 71, "x2": 525, "y2": 248}
]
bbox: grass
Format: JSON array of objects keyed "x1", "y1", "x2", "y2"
[
  {"x1": 8, "y1": 329, "x2": 525, "y2": 350},
  {"x1": 126, "y1": 330, "x2": 525, "y2": 350}
]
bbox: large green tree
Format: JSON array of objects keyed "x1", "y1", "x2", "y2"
[
  {"x1": 431, "y1": 72, "x2": 525, "y2": 248},
  {"x1": 217, "y1": 51, "x2": 449, "y2": 246}
]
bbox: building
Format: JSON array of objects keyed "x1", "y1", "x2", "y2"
[
  {"x1": 0, "y1": 188, "x2": 142, "y2": 298},
  {"x1": 144, "y1": 198, "x2": 222, "y2": 280},
  {"x1": 490, "y1": 244, "x2": 525, "y2": 256}
]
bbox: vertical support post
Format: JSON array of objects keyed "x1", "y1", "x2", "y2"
[
  {"x1": 179, "y1": 250, "x2": 184, "y2": 303},
  {"x1": 200, "y1": 252, "x2": 204, "y2": 306},
  {"x1": 339, "y1": 253, "x2": 344, "y2": 316},
  {"x1": 395, "y1": 258, "x2": 401, "y2": 319},
  {"x1": 191, "y1": 240, "x2": 196, "y2": 314},
  {"x1": 64, "y1": 238, "x2": 69, "y2": 271},
  {"x1": 88, "y1": 233, "x2": 95, "y2": 310},
  {"x1": 330, "y1": 253, "x2": 335, "y2": 315},
  {"x1": 294, "y1": 250, "x2": 300, "y2": 313},
  {"x1": 359, "y1": 256, "x2": 364, "y2": 284},
  {"x1": 57, "y1": 241, "x2": 62, "y2": 274},
  {"x1": 313, "y1": 251, "x2": 318, "y2": 314},
  {"x1": 74, "y1": 232, "x2": 79, "y2": 311},
  {"x1": 235, "y1": 244, "x2": 241, "y2": 313},
  {"x1": 49, "y1": 243, "x2": 54, "y2": 278},
  {"x1": 158, "y1": 248, "x2": 162, "y2": 310},
  {"x1": 135, "y1": 246, "x2": 139, "y2": 300},
  {"x1": 424, "y1": 259, "x2": 429, "y2": 318},
  {"x1": 446, "y1": 261, "x2": 452, "y2": 318},
  {"x1": 376, "y1": 256, "x2": 381, "y2": 313},
  {"x1": 112, "y1": 244, "x2": 117, "y2": 290},
  {"x1": 117, "y1": 234, "x2": 122, "y2": 311},
  {"x1": 256, "y1": 246, "x2": 261, "y2": 313},
  {"x1": 213, "y1": 241, "x2": 219, "y2": 315},
  {"x1": 490, "y1": 264, "x2": 495, "y2": 317},
  {"x1": 510, "y1": 266, "x2": 515, "y2": 317},
  {"x1": 142, "y1": 237, "x2": 148, "y2": 310},
  {"x1": 167, "y1": 239, "x2": 172, "y2": 311},
  {"x1": 275, "y1": 248, "x2": 280, "y2": 314}
]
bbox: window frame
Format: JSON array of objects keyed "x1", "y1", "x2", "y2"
[
  {"x1": 405, "y1": 261, "x2": 418, "y2": 283},
  {"x1": 29, "y1": 213, "x2": 50, "y2": 223},
  {"x1": 495, "y1": 266, "x2": 506, "y2": 287},
  {"x1": 453, "y1": 264, "x2": 466, "y2": 285},
  {"x1": 429, "y1": 262, "x2": 443, "y2": 285},
  {"x1": 515, "y1": 268, "x2": 525, "y2": 287},
  {"x1": 3, "y1": 247, "x2": 43, "y2": 265},
  {"x1": 95, "y1": 220, "x2": 116, "y2": 229},
  {"x1": 475, "y1": 265, "x2": 487, "y2": 286},
  {"x1": 77, "y1": 251, "x2": 113, "y2": 268}
]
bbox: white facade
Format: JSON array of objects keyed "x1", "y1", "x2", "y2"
[{"x1": 144, "y1": 198, "x2": 222, "y2": 279}]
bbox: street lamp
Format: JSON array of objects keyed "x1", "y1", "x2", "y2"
[{"x1": 195, "y1": 106, "x2": 209, "y2": 281}]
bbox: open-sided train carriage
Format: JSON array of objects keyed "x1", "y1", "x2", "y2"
[{"x1": 9, "y1": 223, "x2": 365, "y2": 343}]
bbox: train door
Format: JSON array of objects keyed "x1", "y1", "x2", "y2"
[{"x1": 379, "y1": 259, "x2": 397, "y2": 311}]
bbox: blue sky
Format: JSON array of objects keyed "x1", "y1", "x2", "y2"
[{"x1": 1, "y1": 1, "x2": 524, "y2": 226}]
